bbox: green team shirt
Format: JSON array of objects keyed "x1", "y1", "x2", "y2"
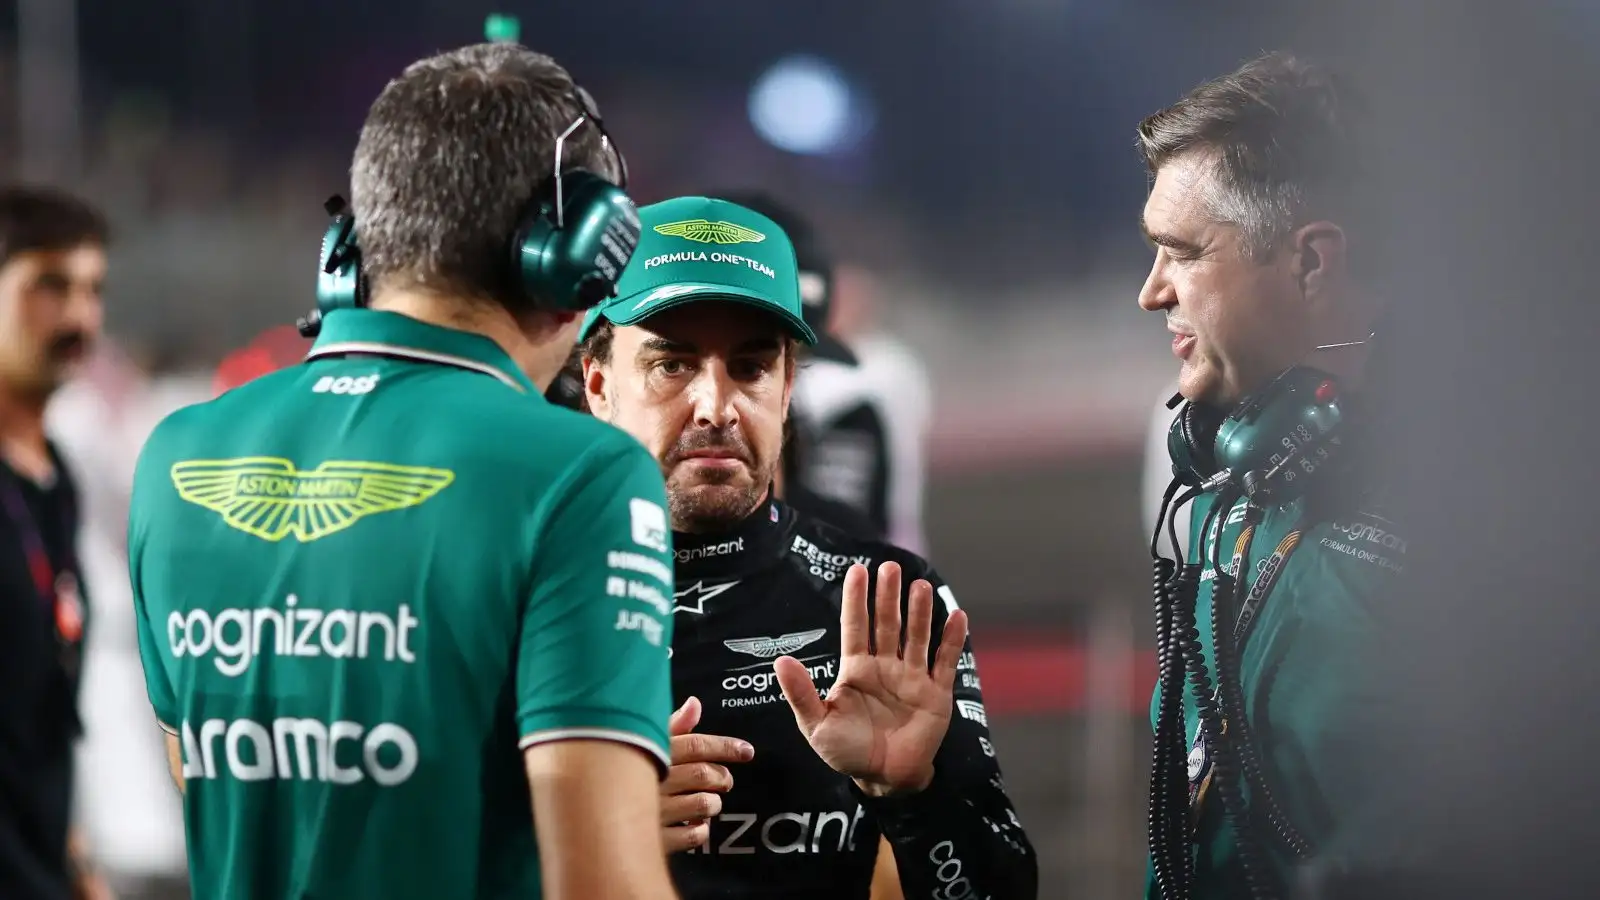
[
  {"x1": 128, "y1": 309, "x2": 676, "y2": 900},
  {"x1": 1145, "y1": 486, "x2": 1405, "y2": 899}
]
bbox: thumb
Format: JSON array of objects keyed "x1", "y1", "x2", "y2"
[
  {"x1": 669, "y1": 696, "x2": 702, "y2": 737},
  {"x1": 774, "y1": 656, "x2": 827, "y2": 735}
]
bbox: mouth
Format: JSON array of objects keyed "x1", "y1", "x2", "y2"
[
  {"x1": 1169, "y1": 331, "x2": 1197, "y2": 360},
  {"x1": 678, "y1": 449, "x2": 746, "y2": 469}
]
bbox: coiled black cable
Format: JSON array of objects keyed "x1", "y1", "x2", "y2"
[
  {"x1": 1148, "y1": 481, "x2": 1218, "y2": 900},
  {"x1": 1212, "y1": 512, "x2": 1316, "y2": 863},
  {"x1": 1148, "y1": 479, "x2": 1191, "y2": 900},
  {"x1": 1200, "y1": 521, "x2": 1280, "y2": 900}
]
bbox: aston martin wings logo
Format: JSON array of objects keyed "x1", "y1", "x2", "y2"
[
  {"x1": 170, "y1": 457, "x2": 455, "y2": 543},
  {"x1": 723, "y1": 628, "x2": 828, "y2": 659},
  {"x1": 653, "y1": 219, "x2": 767, "y2": 245}
]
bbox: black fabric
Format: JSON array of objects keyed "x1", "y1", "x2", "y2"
[
  {"x1": 783, "y1": 482, "x2": 881, "y2": 543},
  {"x1": 542, "y1": 366, "x2": 585, "y2": 412},
  {"x1": 0, "y1": 445, "x2": 85, "y2": 900},
  {"x1": 666, "y1": 501, "x2": 1036, "y2": 900}
]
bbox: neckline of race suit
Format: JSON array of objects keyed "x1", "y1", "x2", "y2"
[{"x1": 671, "y1": 495, "x2": 790, "y2": 581}]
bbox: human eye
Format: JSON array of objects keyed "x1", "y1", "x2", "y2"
[{"x1": 731, "y1": 355, "x2": 781, "y2": 382}]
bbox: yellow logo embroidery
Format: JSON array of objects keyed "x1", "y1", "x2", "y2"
[
  {"x1": 170, "y1": 458, "x2": 454, "y2": 543},
  {"x1": 653, "y1": 219, "x2": 766, "y2": 245}
]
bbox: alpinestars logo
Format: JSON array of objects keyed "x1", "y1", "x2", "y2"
[
  {"x1": 723, "y1": 629, "x2": 827, "y2": 659},
  {"x1": 673, "y1": 580, "x2": 740, "y2": 615}
]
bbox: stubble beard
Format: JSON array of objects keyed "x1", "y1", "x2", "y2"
[{"x1": 666, "y1": 457, "x2": 775, "y2": 533}]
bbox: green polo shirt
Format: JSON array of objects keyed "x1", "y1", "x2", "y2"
[
  {"x1": 1145, "y1": 487, "x2": 1404, "y2": 899},
  {"x1": 128, "y1": 309, "x2": 676, "y2": 900}
]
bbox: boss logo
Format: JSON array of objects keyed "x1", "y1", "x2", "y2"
[{"x1": 313, "y1": 374, "x2": 379, "y2": 395}]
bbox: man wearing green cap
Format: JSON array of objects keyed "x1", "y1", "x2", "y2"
[{"x1": 576, "y1": 196, "x2": 1037, "y2": 900}]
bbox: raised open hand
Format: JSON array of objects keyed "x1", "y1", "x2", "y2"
[{"x1": 774, "y1": 562, "x2": 968, "y2": 796}]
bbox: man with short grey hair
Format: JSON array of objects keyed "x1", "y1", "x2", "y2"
[{"x1": 1137, "y1": 52, "x2": 1400, "y2": 900}]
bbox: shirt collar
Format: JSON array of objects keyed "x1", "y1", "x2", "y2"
[
  {"x1": 305, "y1": 309, "x2": 536, "y2": 394},
  {"x1": 672, "y1": 496, "x2": 792, "y2": 581}
]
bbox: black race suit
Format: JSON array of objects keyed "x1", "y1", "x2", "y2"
[{"x1": 667, "y1": 499, "x2": 1037, "y2": 900}]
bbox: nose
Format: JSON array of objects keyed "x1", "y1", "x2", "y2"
[
  {"x1": 687, "y1": 359, "x2": 740, "y2": 431},
  {"x1": 1138, "y1": 251, "x2": 1175, "y2": 313}
]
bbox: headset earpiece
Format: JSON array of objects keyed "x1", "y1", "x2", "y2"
[
  {"x1": 511, "y1": 168, "x2": 640, "y2": 312},
  {"x1": 298, "y1": 86, "x2": 639, "y2": 336},
  {"x1": 1167, "y1": 366, "x2": 1347, "y2": 506},
  {"x1": 300, "y1": 195, "x2": 366, "y2": 338},
  {"x1": 1167, "y1": 399, "x2": 1227, "y2": 487}
]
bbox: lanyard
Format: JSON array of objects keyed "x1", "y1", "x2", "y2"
[
  {"x1": 0, "y1": 466, "x2": 84, "y2": 655},
  {"x1": 0, "y1": 473, "x2": 58, "y2": 606},
  {"x1": 1227, "y1": 520, "x2": 1306, "y2": 645}
]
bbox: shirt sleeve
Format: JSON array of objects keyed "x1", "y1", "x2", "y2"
[
  {"x1": 1258, "y1": 530, "x2": 1409, "y2": 865},
  {"x1": 515, "y1": 436, "x2": 676, "y2": 774},
  {"x1": 856, "y1": 566, "x2": 1040, "y2": 900},
  {"x1": 127, "y1": 439, "x2": 179, "y2": 734}
]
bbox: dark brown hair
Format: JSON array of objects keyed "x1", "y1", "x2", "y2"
[
  {"x1": 351, "y1": 43, "x2": 616, "y2": 311},
  {"x1": 0, "y1": 186, "x2": 109, "y2": 267}
]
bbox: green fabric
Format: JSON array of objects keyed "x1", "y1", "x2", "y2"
[
  {"x1": 580, "y1": 195, "x2": 817, "y2": 344},
  {"x1": 1144, "y1": 486, "x2": 1405, "y2": 898},
  {"x1": 129, "y1": 308, "x2": 676, "y2": 899}
]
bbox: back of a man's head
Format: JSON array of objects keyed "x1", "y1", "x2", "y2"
[{"x1": 351, "y1": 43, "x2": 617, "y2": 313}]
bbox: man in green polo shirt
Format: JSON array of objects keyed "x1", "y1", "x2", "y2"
[
  {"x1": 127, "y1": 43, "x2": 680, "y2": 900},
  {"x1": 1138, "y1": 52, "x2": 1400, "y2": 899}
]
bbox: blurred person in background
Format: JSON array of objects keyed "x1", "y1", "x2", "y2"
[
  {"x1": 49, "y1": 338, "x2": 202, "y2": 900},
  {"x1": 0, "y1": 187, "x2": 116, "y2": 900},
  {"x1": 1136, "y1": 52, "x2": 1396, "y2": 900},
  {"x1": 127, "y1": 42, "x2": 680, "y2": 900},
  {"x1": 821, "y1": 264, "x2": 933, "y2": 556},
  {"x1": 709, "y1": 191, "x2": 928, "y2": 552},
  {"x1": 579, "y1": 195, "x2": 1035, "y2": 900}
]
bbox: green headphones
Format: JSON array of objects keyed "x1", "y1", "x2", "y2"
[
  {"x1": 298, "y1": 85, "x2": 640, "y2": 338},
  {"x1": 1167, "y1": 365, "x2": 1351, "y2": 507}
]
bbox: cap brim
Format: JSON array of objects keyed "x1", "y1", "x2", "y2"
[{"x1": 598, "y1": 283, "x2": 818, "y2": 346}]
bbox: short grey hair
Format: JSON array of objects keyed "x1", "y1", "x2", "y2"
[
  {"x1": 351, "y1": 42, "x2": 619, "y2": 311},
  {"x1": 1137, "y1": 51, "x2": 1371, "y2": 265}
]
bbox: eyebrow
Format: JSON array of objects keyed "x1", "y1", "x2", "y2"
[
  {"x1": 637, "y1": 335, "x2": 783, "y2": 356},
  {"x1": 639, "y1": 336, "x2": 694, "y2": 355},
  {"x1": 1139, "y1": 215, "x2": 1201, "y2": 254}
]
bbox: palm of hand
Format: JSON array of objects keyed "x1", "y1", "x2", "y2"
[
  {"x1": 798, "y1": 650, "x2": 954, "y2": 788},
  {"x1": 774, "y1": 561, "x2": 971, "y2": 794}
]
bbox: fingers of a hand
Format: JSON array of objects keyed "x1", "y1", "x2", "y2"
[
  {"x1": 873, "y1": 561, "x2": 904, "y2": 657},
  {"x1": 775, "y1": 655, "x2": 827, "y2": 733},
  {"x1": 902, "y1": 578, "x2": 935, "y2": 666},
  {"x1": 662, "y1": 789, "x2": 724, "y2": 825},
  {"x1": 663, "y1": 820, "x2": 712, "y2": 854},
  {"x1": 671, "y1": 732, "x2": 754, "y2": 765},
  {"x1": 839, "y1": 563, "x2": 871, "y2": 657},
  {"x1": 662, "y1": 760, "x2": 735, "y2": 797},
  {"x1": 931, "y1": 610, "x2": 971, "y2": 692},
  {"x1": 668, "y1": 696, "x2": 702, "y2": 737}
]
